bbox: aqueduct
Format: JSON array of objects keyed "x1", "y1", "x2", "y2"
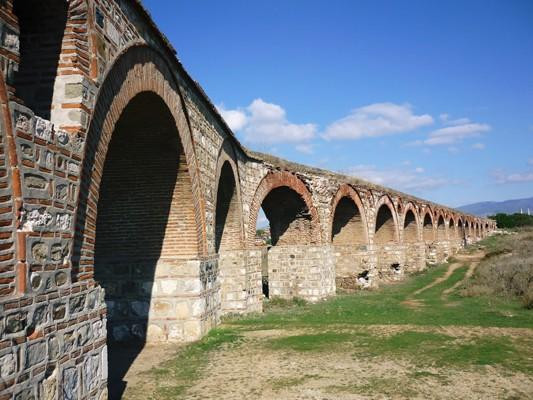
[{"x1": 0, "y1": 1, "x2": 495, "y2": 398}]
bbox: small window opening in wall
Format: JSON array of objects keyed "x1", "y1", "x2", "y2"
[
  {"x1": 390, "y1": 263, "x2": 401, "y2": 274},
  {"x1": 357, "y1": 270, "x2": 371, "y2": 287}
]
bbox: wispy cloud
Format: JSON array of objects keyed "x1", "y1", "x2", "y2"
[
  {"x1": 528, "y1": 158, "x2": 533, "y2": 166},
  {"x1": 342, "y1": 164, "x2": 455, "y2": 193},
  {"x1": 424, "y1": 123, "x2": 490, "y2": 145},
  {"x1": 493, "y1": 170, "x2": 533, "y2": 184},
  {"x1": 217, "y1": 99, "x2": 317, "y2": 144},
  {"x1": 323, "y1": 103, "x2": 433, "y2": 140},
  {"x1": 472, "y1": 142, "x2": 485, "y2": 150}
]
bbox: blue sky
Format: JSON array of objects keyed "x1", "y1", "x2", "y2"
[{"x1": 143, "y1": 0, "x2": 533, "y2": 207}]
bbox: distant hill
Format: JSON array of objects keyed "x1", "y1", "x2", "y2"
[{"x1": 458, "y1": 196, "x2": 533, "y2": 217}]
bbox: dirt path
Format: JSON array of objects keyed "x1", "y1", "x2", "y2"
[{"x1": 412, "y1": 251, "x2": 484, "y2": 297}]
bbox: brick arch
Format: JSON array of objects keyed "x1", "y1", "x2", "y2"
[
  {"x1": 329, "y1": 184, "x2": 369, "y2": 244},
  {"x1": 71, "y1": 45, "x2": 205, "y2": 281},
  {"x1": 248, "y1": 171, "x2": 320, "y2": 246},
  {"x1": 401, "y1": 202, "x2": 420, "y2": 243},
  {"x1": 214, "y1": 139, "x2": 244, "y2": 253},
  {"x1": 373, "y1": 195, "x2": 400, "y2": 243}
]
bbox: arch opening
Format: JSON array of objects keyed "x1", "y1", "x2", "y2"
[
  {"x1": 13, "y1": 0, "x2": 67, "y2": 119},
  {"x1": 93, "y1": 92, "x2": 198, "y2": 396},
  {"x1": 458, "y1": 220, "x2": 465, "y2": 240},
  {"x1": 437, "y1": 215, "x2": 446, "y2": 240},
  {"x1": 423, "y1": 213, "x2": 434, "y2": 241},
  {"x1": 403, "y1": 209, "x2": 418, "y2": 243},
  {"x1": 374, "y1": 204, "x2": 397, "y2": 244},
  {"x1": 261, "y1": 186, "x2": 314, "y2": 246},
  {"x1": 331, "y1": 196, "x2": 366, "y2": 245},
  {"x1": 448, "y1": 218, "x2": 456, "y2": 238},
  {"x1": 215, "y1": 161, "x2": 242, "y2": 253}
]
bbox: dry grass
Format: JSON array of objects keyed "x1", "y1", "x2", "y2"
[{"x1": 462, "y1": 228, "x2": 533, "y2": 308}]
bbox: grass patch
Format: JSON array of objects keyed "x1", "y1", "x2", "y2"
[
  {"x1": 264, "y1": 296, "x2": 308, "y2": 311},
  {"x1": 269, "y1": 331, "x2": 359, "y2": 352},
  {"x1": 141, "y1": 328, "x2": 241, "y2": 399},
  {"x1": 227, "y1": 260, "x2": 532, "y2": 330},
  {"x1": 268, "y1": 329, "x2": 533, "y2": 373}
]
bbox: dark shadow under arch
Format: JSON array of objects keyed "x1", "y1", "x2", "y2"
[
  {"x1": 262, "y1": 186, "x2": 313, "y2": 246},
  {"x1": 375, "y1": 204, "x2": 397, "y2": 244},
  {"x1": 215, "y1": 161, "x2": 242, "y2": 252},
  {"x1": 331, "y1": 196, "x2": 366, "y2": 244},
  {"x1": 437, "y1": 215, "x2": 446, "y2": 240},
  {"x1": 403, "y1": 209, "x2": 418, "y2": 243},
  {"x1": 93, "y1": 92, "x2": 197, "y2": 399},
  {"x1": 423, "y1": 213, "x2": 434, "y2": 241},
  {"x1": 14, "y1": 0, "x2": 67, "y2": 119}
]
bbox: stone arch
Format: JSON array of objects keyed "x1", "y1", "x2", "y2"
[
  {"x1": 374, "y1": 195, "x2": 399, "y2": 244},
  {"x1": 402, "y1": 202, "x2": 420, "y2": 243},
  {"x1": 214, "y1": 141, "x2": 244, "y2": 253},
  {"x1": 72, "y1": 44, "x2": 205, "y2": 280},
  {"x1": 248, "y1": 171, "x2": 320, "y2": 246},
  {"x1": 422, "y1": 208, "x2": 435, "y2": 242},
  {"x1": 330, "y1": 184, "x2": 369, "y2": 245}
]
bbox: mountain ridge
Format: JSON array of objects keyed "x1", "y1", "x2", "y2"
[{"x1": 458, "y1": 196, "x2": 533, "y2": 217}]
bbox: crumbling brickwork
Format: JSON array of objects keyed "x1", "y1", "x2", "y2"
[{"x1": 0, "y1": 1, "x2": 496, "y2": 399}]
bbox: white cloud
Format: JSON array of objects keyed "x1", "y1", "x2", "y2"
[
  {"x1": 216, "y1": 105, "x2": 248, "y2": 132},
  {"x1": 472, "y1": 142, "x2": 485, "y2": 150},
  {"x1": 423, "y1": 122, "x2": 490, "y2": 145},
  {"x1": 295, "y1": 143, "x2": 314, "y2": 154},
  {"x1": 217, "y1": 99, "x2": 317, "y2": 144},
  {"x1": 323, "y1": 102, "x2": 433, "y2": 140},
  {"x1": 528, "y1": 158, "x2": 533, "y2": 166},
  {"x1": 342, "y1": 164, "x2": 453, "y2": 193},
  {"x1": 493, "y1": 169, "x2": 533, "y2": 184},
  {"x1": 439, "y1": 113, "x2": 449, "y2": 122}
]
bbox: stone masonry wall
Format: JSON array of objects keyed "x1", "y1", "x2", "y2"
[{"x1": 267, "y1": 245, "x2": 335, "y2": 302}]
